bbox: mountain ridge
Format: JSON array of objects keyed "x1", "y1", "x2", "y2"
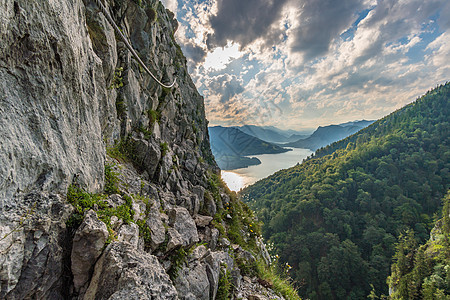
[
  {"x1": 209, "y1": 126, "x2": 290, "y2": 170},
  {"x1": 284, "y1": 120, "x2": 374, "y2": 150}
]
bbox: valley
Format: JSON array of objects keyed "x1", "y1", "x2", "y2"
[{"x1": 240, "y1": 83, "x2": 450, "y2": 299}]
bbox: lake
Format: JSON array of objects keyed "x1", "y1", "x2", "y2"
[{"x1": 221, "y1": 147, "x2": 313, "y2": 192}]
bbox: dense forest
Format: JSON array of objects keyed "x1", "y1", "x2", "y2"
[
  {"x1": 388, "y1": 191, "x2": 450, "y2": 299},
  {"x1": 241, "y1": 83, "x2": 450, "y2": 299}
]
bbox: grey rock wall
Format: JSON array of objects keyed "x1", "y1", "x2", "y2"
[{"x1": 0, "y1": 0, "x2": 283, "y2": 299}]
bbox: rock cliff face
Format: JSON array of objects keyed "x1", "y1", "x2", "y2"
[{"x1": 0, "y1": 0, "x2": 283, "y2": 299}]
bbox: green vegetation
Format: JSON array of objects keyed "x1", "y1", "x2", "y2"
[
  {"x1": 388, "y1": 191, "x2": 450, "y2": 299},
  {"x1": 104, "y1": 163, "x2": 121, "y2": 195},
  {"x1": 106, "y1": 138, "x2": 132, "y2": 163},
  {"x1": 254, "y1": 259, "x2": 302, "y2": 300},
  {"x1": 147, "y1": 109, "x2": 161, "y2": 125},
  {"x1": 160, "y1": 142, "x2": 169, "y2": 156},
  {"x1": 115, "y1": 97, "x2": 127, "y2": 119},
  {"x1": 66, "y1": 163, "x2": 138, "y2": 244},
  {"x1": 204, "y1": 172, "x2": 301, "y2": 299},
  {"x1": 146, "y1": 7, "x2": 157, "y2": 23},
  {"x1": 109, "y1": 67, "x2": 124, "y2": 89},
  {"x1": 168, "y1": 247, "x2": 188, "y2": 281},
  {"x1": 242, "y1": 83, "x2": 450, "y2": 299},
  {"x1": 217, "y1": 263, "x2": 232, "y2": 300},
  {"x1": 67, "y1": 184, "x2": 133, "y2": 244}
]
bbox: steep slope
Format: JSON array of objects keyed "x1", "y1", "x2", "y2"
[
  {"x1": 209, "y1": 126, "x2": 290, "y2": 170},
  {"x1": 285, "y1": 120, "x2": 374, "y2": 150},
  {"x1": 242, "y1": 83, "x2": 450, "y2": 299},
  {"x1": 0, "y1": 1, "x2": 297, "y2": 299},
  {"x1": 387, "y1": 191, "x2": 450, "y2": 299}
]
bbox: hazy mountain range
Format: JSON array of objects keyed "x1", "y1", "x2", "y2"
[
  {"x1": 209, "y1": 120, "x2": 373, "y2": 170},
  {"x1": 236, "y1": 125, "x2": 311, "y2": 144},
  {"x1": 284, "y1": 120, "x2": 375, "y2": 150},
  {"x1": 208, "y1": 126, "x2": 290, "y2": 170}
]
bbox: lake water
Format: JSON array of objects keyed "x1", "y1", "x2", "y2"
[{"x1": 221, "y1": 148, "x2": 313, "y2": 192}]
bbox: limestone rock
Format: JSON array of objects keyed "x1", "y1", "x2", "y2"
[
  {"x1": 146, "y1": 207, "x2": 166, "y2": 250},
  {"x1": 84, "y1": 242, "x2": 178, "y2": 300},
  {"x1": 167, "y1": 227, "x2": 183, "y2": 252},
  {"x1": 174, "y1": 262, "x2": 209, "y2": 300},
  {"x1": 117, "y1": 223, "x2": 139, "y2": 248},
  {"x1": 0, "y1": 0, "x2": 109, "y2": 201},
  {"x1": 194, "y1": 215, "x2": 213, "y2": 227},
  {"x1": 0, "y1": 193, "x2": 72, "y2": 299},
  {"x1": 105, "y1": 194, "x2": 125, "y2": 208},
  {"x1": 129, "y1": 137, "x2": 161, "y2": 178},
  {"x1": 209, "y1": 228, "x2": 220, "y2": 251},
  {"x1": 168, "y1": 207, "x2": 199, "y2": 247},
  {"x1": 203, "y1": 193, "x2": 217, "y2": 217},
  {"x1": 71, "y1": 210, "x2": 109, "y2": 294},
  {"x1": 204, "y1": 251, "x2": 235, "y2": 300}
]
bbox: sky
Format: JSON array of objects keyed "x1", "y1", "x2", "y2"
[{"x1": 161, "y1": 0, "x2": 450, "y2": 131}]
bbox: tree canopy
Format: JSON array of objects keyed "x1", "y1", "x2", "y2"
[{"x1": 241, "y1": 83, "x2": 450, "y2": 299}]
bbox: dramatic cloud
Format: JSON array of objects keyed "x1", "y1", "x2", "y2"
[
  {"x1": 170, "y1": 0, "x2": 450, "y2": 130},
  {"x1": 206, "y1": 0, "x2": 290, "y2": 50},
  {"x1": 287, "y1": 0, "x2": 364, "y2": 60}
]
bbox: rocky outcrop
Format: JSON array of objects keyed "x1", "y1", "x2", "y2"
[
  {"x1": 0, "y1": 0, "x2": 286, "y2": 299},
  {"x1": 83, "y1": 242, "x2": 178, "y2": 300},
  {"x1": 0, "y1": 193, "x2": 73, "y2": 299},
  {"x1": 71, "y1": 210, "x2": 109, "y2": 294}
]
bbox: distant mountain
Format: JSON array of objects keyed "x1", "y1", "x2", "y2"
[
  {"x1": 285, "y1": 120, "x2": 374, "y2": 150},
  {"x1": 260, "y1": 125, "x2": 313, "y2": 138},
  {"x1": 236, "y1": 125, "x2": 311, "y2": 143},
  {"x1": 286, "y1": 133, "x2": 310, "y2": 143},
  {"x1": 338, "y1": 120, "x2": 374, "y2": 128},
  {"x1": 208, "y1": 126, "x2": 290, "y2": 170}
]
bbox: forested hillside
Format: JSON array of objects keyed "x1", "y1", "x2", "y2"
[
  {"x1": 242, "y1": 83, "x2": 450, "y2": 299},
  {"x1": 388, "y1": 191, "x2": 450, "y2": 299}
]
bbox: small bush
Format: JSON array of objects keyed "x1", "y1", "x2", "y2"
[
  {"x1": 168, "y1": 247, "x2": 188, "y2": 281},
  {"x1": 147, "y1": 109, "x2": 161, "y2": 125},
  {"x1": 104, "y1": 163, "x2": 121, "y2": 195},
  {"x1": 115, "y1": 97, "x2": 127, "y2": 119},
  {"x1": 217, "y1": 263, "x2": 232, "y2": 300},
  {"x1": 109, "y1": 67, "x2": 124, "y2": 89},
  {"x1": 106, "y1": 138, "x2": 132, "y2": 163},
  {"x1": 160, "y1": 142, "x2": 169, "y2": 156}
]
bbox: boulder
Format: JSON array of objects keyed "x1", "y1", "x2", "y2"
[
  {"x1": 168, "y1": 207, "x2": 199, "y2": 247},
  {"x1": 146, "y1": 208, "x2": 166, "y2": 250},
  {"x1": 117, "y1": 223, "x2": 139, "y2": 248},
  {"x1": 71, "y1": 210, "x2": 109, "y2": 294},
  {"x1": 84, "y1": 242, "x2": 178, "y2": 300},
  {"x1": 174, "y1": 248, "x2": 210, "y2": 300},
  {"x1": 167, "y1": 227, "x2": 183, "y2": 252},
  {"x1": 194, "y1": 215, "x2": 213, "y2": 227},
  {"x1": 0, "y1": 193, "x2": 72, "y2": 299}
]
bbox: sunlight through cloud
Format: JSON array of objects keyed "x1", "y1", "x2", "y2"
[{"x1": 203, "y1": 42, "x2": 244, "y2": 71}]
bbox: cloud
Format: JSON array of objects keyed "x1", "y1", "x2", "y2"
[
  {"x1": 170, "y1": 0, "x2": 450, "y2": 130},
  {"x1": 182, "y1": 42, "x2": 208, "y2": 71},
  {"x1": 206, "y1": 0, "x2": 290, "y2": 50},
  {"x1": 438, "y1": 1, "x2": 450, "y2": 30},
  {"x1": 161, "y1": 0, "x2": 178, "y2": 14},
  {"x1": 287, "y1": 0, "x2": 364, "y2": 60}
]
